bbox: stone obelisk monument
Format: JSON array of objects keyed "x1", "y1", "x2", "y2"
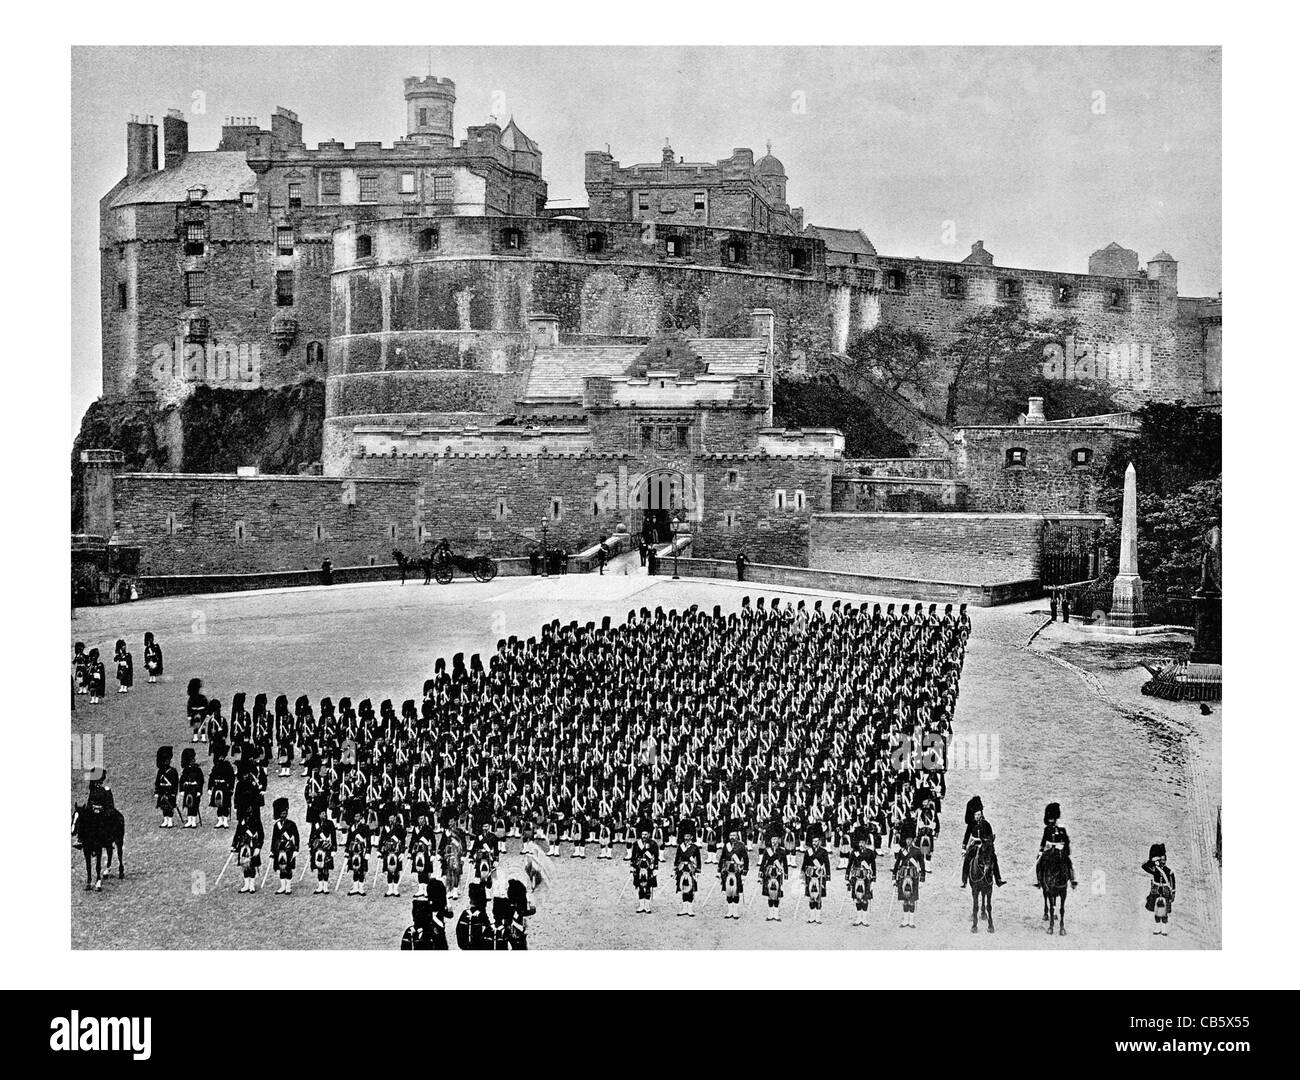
[{"x1": 1110, "y1": 462, "x2": 1148, "y2": 628}]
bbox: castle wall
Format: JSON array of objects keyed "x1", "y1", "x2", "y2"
[
  {"x1": 325, "y1": 216, "x2": 833, "y2": 426},
  {"x1": 810, "y1": 512, "x2": 1059, "y2": 584},
  {"x1": 111, "y1": 473, "x2": 421, "y2": 575}
]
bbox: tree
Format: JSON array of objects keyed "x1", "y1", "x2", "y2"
[
  {"x1": 1095, "y1": 402, "x2": 1222, "y2": 592},
  {"x1": 839, "y1": 325, "x2": 938, "y2": 405},
  {"x1": 940, "y1": 308, "x2": 1089, "y2": 425}
]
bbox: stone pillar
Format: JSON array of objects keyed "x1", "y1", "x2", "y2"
[
  {"x1": 1109, "y1": 461, "x2": 1147, "y2": 628},
  {"x1": 81, "y1": 450, "x2": 126, "y2": 540},
  {"x1": 1191, "y1": 525, "x2": 1222, "y2": 664}
]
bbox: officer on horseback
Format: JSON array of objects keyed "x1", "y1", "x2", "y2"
[
  {"x1": 960, "y1": 796, "x2": 1006, "y2": 888},
  {"x1": 86, "y1": 767, "x2": 115, "y2": 817},
  {"x1": 1035, "y1": 802, "x2": 1077, "y2": 889}
]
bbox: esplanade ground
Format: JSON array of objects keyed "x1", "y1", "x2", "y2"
[{"x1": 70, "y1": 572, "x2": 1220, "y2": 950}]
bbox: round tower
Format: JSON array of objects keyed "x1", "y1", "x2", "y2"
[{"x1": 404, "y1": 76, "x2": 456, "y2": 147}]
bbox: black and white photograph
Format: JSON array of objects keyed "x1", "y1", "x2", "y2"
[{"x1": 3, "y1": 6, "x2": 1295, "y2": 1022}]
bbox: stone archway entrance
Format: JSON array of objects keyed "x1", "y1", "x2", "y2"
[{"x1": 629, "y1": 469, "x2": 694, "y2": 546}]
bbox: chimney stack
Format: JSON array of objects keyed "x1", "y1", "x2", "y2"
[
  {"x1": 1026, "y1": 396, "x2": 1046, "y2": 423},
  {"x1": 163, "y1": 109, "x2": 188, "y2": 170},
  {"x1": 126, "y1": 116, "x2": 159, "y2": 182}
]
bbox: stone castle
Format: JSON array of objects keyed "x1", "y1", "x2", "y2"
[{"x1": 79, "y1": 73, "x2": 1221, "y2": 603}]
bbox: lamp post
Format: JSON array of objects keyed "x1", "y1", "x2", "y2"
[
  {"x1": 671, "y1": 513, "x2": 681, "y2": 580},
  {"x1": 540, "y1": 517, "x2": 549, "y2": 578}
]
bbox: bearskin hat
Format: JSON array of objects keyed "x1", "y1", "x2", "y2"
[
  {"x1": 492, "y1": 897, "x2": 512, "y2": 923},
  {"x1": 156, "y1": 745, "x2": 173, "y2": 769},
  {"x1": 186, "y1": 678, "x2": 203, "y2": 698},
  {"x1": 211, "y1": 736, "x2": 228, "y2": 759},
  {"x1": 467, "y1": 882, "x2": 487, "y2": 910},
  {"x1": 87, "y1": 767, "x2": 107, "y2": 784},
  {"x1": 143, "y1": 632, "x2": 154, "y2": 645},
  {"x1": 1149, "y1": 843, "x2": 1166, "y2": 860},
  {"x1": 181, "y1": 747, "x2": 195, "y2": 767},
  {"x1": 410, "y1": 895, "x2": 432, "y2": 926},
  {"x1": 965, "y1": 795, "x2": 984, "y2": 826},
  {"x1": 507, "y1": 878, "x2": 528, "y2": 910},
  {"x1": 1044, "y1": 802, "x2": 1062, "y2": 825},
  {"x1": 678, "y1": 817, "x2": 696, "y2": 840},
  {"x1": 273, "y1": 797, "x2": 289, "y2": 818},
  {"x1": 426, "y1": 879, "x2": 447, "y2": 909},
  {"x1": 807, "y1": 822, "x2": 825, "y2": 843}
]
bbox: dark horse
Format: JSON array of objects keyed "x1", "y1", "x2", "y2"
[
  {"x1": 966, "y1": 840, "x2": 995, "y2": 933},
  {"x1": 72, "y1": 803, "x2": 125, "y2": 891},
  {"x1": 1039, "y1": 846, "x2": 1071, "y2": 936}
]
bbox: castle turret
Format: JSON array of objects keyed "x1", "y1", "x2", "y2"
[
  {"x1": 1147, "y1": 251, "x2": 1179, "y2": 297},
  {"x1": 405, "y1": 76, "x2": 455, "y2": 148},
  {"x1": 126, "y1": 117, "x2": 158, "y2": 182},
  {"x1": 162, "y1": 109, "x2": 187, "y2": 169}
]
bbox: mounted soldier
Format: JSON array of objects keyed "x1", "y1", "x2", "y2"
[{"x1": 960, "y1": 795, "x2": 1006, "y2": 888}]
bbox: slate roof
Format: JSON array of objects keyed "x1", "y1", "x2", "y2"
[
  {"x1": 110, "y1": 152, "x2": 259, "y2": 208},
  {"x1": 524, "y1": 338, "x2": 768, "y2": 400}
]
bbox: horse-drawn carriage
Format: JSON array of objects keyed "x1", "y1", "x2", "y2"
[{"x1": 430, "y1": 543, "x2": 498, "y2": 585}]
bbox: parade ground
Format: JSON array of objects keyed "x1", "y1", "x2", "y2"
[{"x1": 70, "y1": 571, "x2": 1222, "y2": 950}]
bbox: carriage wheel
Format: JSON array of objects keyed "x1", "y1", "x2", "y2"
[
  {"x1": 434, "y1": 564, "x2": 454, "y2": 585},
  {"x1": 473, "y1": 558, "x2": 498, "y2": 583}
]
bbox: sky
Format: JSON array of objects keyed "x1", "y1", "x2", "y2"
[{"x1": 70, "y1": 45, "x2": 1221, "y2": 434}]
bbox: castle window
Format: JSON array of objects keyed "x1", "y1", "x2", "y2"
[
  {"x1": 790, "y1": 247, "x2": 810, "y2": 272},
  {"x1": 638, "y1": 192, "x2": 650, "y2": 212},
  {"x1": 1107, "y1": 287, "x2": 1127, "y2": 309},
  {"x1": 550, "y1": 498, "x2": 563, "y2": 521},
  {"x1": 184, "y1": 221, "x2": 206, "y2": 256},
  {"x1": 677, "y1": 426, "x2": 689, "y2": 449},
  {"x1": 184, "y1": 271, "x2": 207, "y2": 306},
  {"x1": 884, "y1": 268, "x2": 907, "y2": 293},
  {"x1": 276, "y1": 227, "x2": 294, "y2": 256},
  {"x1": 1070, "y1": 447, "x2": 1094, "y2": 467},
  {"x1": 275, "y1": 270, "x2": 294, "y2": 306},
  {"x1": 417, "y1": 107, "x2": 429, "y2": 127},
  {"x1": 355, "y1": 234, "x2": 373, "y2": 259},
  {"x1": 315, "y1": 524, "x2": 324, "y2": 542},
  {"x1": 724, "y1": 511, "x2": 736, "y2": 529},
  {"x1": 726, "y1": 470, "x2": 739, "y2": 488},
  {"x1": 117, "y1": 282, "x2": 128, "y2": 310},
  {"x1": 234, "y1": 520, "x2": 246, "y2": 545},
  {"x1": 694, "y1": 192, "x2": 706, "y2": 212},
  {"x1": 501, "y1": 227, "x2": 524, "y2": 251},
  {"x1": 287, "y1": 182, "x2": 302, "y2": 209},
  {"x1": 1056, "y1": 282, "x2": 1075, "y2": 304},
  {"x1": 1005, "y1": 447, "x2": 1027, "y2": 468},
  {"x1": 723, "y1": 240, "x2": 748, "y2": 265},
  {"x1": 433, "y1": 175, "x2": 453, "y2": 202},
  {"x1": 319, "y1": 171, "x2": 341, "y2": 203},
  {"x1": 399, "y1": 171, "x2": 416, "y2": 195},
  {"x1": 418, "y1": 227, "x2": 440, "y2": 253},
  {"x1": 586, "y1": 231, "x2": 605, "y2": 254},
  {"x1": 166, "y1": 512, "x2": 177, "y2": 537},
  {"x1": 358, "y1": 176, "x2": 379, "y2": 203},
  {"x1": 241, "y1": 192, "x2": 257, "y2": 210},
  {"x1": 999, "y1": 279, "x2": 1023, "y2": 301},
  {"x1": 495, "y1": 498, "x2": 508, "y2": 520},
  {"x1": 306, "y1": 341, "x2": 325, "y2": 368},
  {"x1": 862, "y1": 269, "x2": 877, "y2": 287},
  {"x1": 794, "y1": 490, "x2": 806, "y2": 511},
  {"x1": 774, "y1": 490, "x2": 786, "y2": 510},
  {"x1": 389, "y1": 524, "x2": 398, "y2": 540},
  {"x1": 641, "y1": 426, "x2": 653, "y2": 450},
  {"x1": 942, "y1": 274, "x2": 965, "y2": 299},
  {"x1": 664, "y1": 234, "x2": 687, "y2": 258}
]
